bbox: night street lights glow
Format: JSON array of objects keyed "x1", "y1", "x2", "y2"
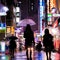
[
  {"x1": 0, "y1": 12, "x2": 7, "y2": 16},
  {"x1": 0, "y1": 4, "x2": 9, "y2": 12}
]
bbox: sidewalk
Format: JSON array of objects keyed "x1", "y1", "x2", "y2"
[
  {"x1": 14, "y1": 50, "x2": 60, "y2": 60},
  {"x1": 0, "y1": 49, "x2": 60, "y2": 60}
]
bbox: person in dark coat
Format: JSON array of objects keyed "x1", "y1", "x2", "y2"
[
  {"x1": 43, "y1": 29, "x2": 54, "y2": 60},
  {"x1": 9, "y1": 37, "x2": 17, "y2": 58},
  {"x1": 24, "y1": 24, "x2": 35, "y2": 60}
]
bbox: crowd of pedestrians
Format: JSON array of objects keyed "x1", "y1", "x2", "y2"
[
  {"x1": 23, "y1": 24, "x2": 54, "y2": 60},
  {"x1": 6, "y1": 24, "x2": 55, "y2": 60}
]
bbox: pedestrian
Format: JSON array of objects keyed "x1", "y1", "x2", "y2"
[
  {"x1": 36, "y1": 41, "x2": 42, "y2": 52},
  {"x1": 35, "y1": 41, "x2": 42, "y2": 60},
  {"x1": 24, "y1": 24, "x2": 35, "y2": 60},
  {"x1": 43, "y1": 29, "x2": 54, "y2": 60},
  {"x1": 9, "y1": 35, "x2": 17, "y2": 58}
]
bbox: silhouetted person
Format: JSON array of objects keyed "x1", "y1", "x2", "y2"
[
  {"x1": 36, "y1": 41, "x2": 42, "y2": 52},
  {"x1": 43, "y1": 29, "x2": 54, "y2": 60},
  {"x1": 24, "y1": 24, "x2": 35, "y2": 60},
  {"x1": 9, "y1": 37, "x2": 17, "y2": 58}
]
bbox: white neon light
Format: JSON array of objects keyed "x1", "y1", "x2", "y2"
[
  {"x1": 0, "y1": 12, "x2": 7, "y2": 16},
  {"x1": 53, "y1": 14, "x2": 60, "y2": 17},
  {"x1": 16, "y1": 7, "x2": 20, "y2": 12}
]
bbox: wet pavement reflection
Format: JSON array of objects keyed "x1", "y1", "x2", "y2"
[
  {"x1": 0, "y1": 54, "x2": 9, "y2": 60},
  {"x1": 0, "y1": 51, "x2": 60, "y2": 60}
]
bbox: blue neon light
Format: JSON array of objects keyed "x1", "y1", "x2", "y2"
[
  {"x1": 0, "y1": 23, "x2": 6, "y2": 27},
  {"x1": 39, "y1": 0, "x2": 45, "y2": 6}
]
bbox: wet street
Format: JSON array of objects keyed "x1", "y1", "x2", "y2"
[{"x1": 0, "y1": 50, "x2": 60, "y2": 60}]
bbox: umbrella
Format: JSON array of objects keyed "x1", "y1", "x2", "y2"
[
  {"x1": 17, "y1": 19, "x2": 36, "y2": 26},
  {"x1": 7, "y1": 35, "x2": 18, "y2": 40}
]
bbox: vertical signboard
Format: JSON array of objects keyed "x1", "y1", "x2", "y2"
[
  {"x1": 39, "y1": 0, "x2": 45, "y2": 35},
  {"x1": 0, "y1": 23, "x2": 6, "y2": 33},
  {"x1": 0, "y1": 23, "x2": 6, "y2": 40}
]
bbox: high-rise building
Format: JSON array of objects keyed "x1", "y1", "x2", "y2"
[
  {"x1": 0, "y1": 0, "x2": 38, "y2": 40},
  {"x1": 17, "y1": 0, "x2": 38, "y2": 31}
]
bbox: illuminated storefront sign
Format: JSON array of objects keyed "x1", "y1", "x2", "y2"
[
  {"x1": 47, "y1": 0, "x2": 56, "y2": 13},
  {"x1": 47, "y1": 13, "x2": 52, "y2": 22},
  {"x1": 48, "y1": 13, "x2": 52, "y2": 17},
  {"x1": 39, "y1": 0, "x2": 45, "y2": 35},
  {"x1": 50, "y1": 0, "x2": 56, "y2": 11},
  {"x1": 53, "y1": 14, "x2": 60, "y2": 17},
  {"x1": 6, "y1": 26, "x2": 14, "y2": 34}
]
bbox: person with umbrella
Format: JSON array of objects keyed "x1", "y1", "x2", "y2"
[
  {"x1": 24, "y1": 24, "x2": 35, "y2": 60},
  {"x1": 9, "y1": 34, "x2": 18, "y2": 58}
]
